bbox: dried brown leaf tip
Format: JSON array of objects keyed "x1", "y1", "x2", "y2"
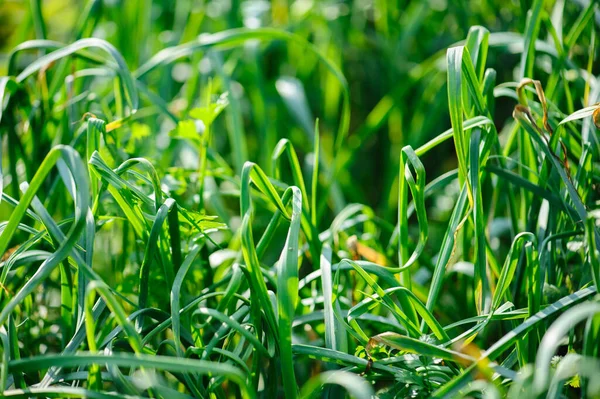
[
  {"x1": 73, "y1": 112, "x2": 98, "y2": 125},
  {"x1": 515, "y1": 80, "x2": 571, "y2": 177},
  {"x1": 452, "y1": 341, "x2": 499, "y2": 383},
  {"x1": 346, "y1": 235, "x2": 388, "y2": 265},
  {"x1": 517, "y1": 78, "x2": 553, "y2": 134},
  {"x1": 1, "y1": 245, "x2": 19, "y2": 262},
  {"x1": 593, "y1": 107, "x2": 600, "y2": 130}
]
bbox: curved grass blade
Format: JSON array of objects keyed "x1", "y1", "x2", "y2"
[
  {"x1": 14, "y1": 38, "x2": 138, "y2": 112},
  {"x1": 0, "y1": 146, "x2": 89, "y2": 326}
]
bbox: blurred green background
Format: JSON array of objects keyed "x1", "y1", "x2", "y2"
[{"x1": 0, "y1": 0, "x2": 596, "y2": 220}]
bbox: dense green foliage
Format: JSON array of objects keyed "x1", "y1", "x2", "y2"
[{"x1": 1, "y1": 0, "x2": 600, "y2": 397}]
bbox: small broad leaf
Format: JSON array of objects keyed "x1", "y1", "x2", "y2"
[
  {"x1": 178, "y1": 207, "x2": 227, "y2": 233},
  {"x1": 189, "y1": 92, "x2": 229, "y2": 124},
  {"x1": 169, "y1": 120, "x2": 201, "y2": 144}
]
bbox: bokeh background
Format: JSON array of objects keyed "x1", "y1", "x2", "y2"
[{"x1": 4, "y1": 0, "x2": 595, "y2": 217}]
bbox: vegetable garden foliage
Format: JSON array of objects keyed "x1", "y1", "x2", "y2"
[{"x1": 1, "y1": 1, "x2": 600, "y2": 398}]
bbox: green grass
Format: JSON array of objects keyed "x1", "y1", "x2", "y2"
[{"x1": 1, "y1": 0, "x2": 600, "y2": 398}]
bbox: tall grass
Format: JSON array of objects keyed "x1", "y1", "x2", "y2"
[{"x1": 1, "y1": 0, "x2": 600, "y2": 398}]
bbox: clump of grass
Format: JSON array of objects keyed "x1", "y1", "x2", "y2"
[{"x1": 1, "y1": 1, "x2": 600, "y2": 398}]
